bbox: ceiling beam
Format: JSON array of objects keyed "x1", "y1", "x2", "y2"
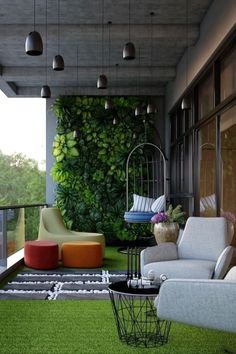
[
  {"x1": 2, "y1": 66, "x2": 175, "y2": 82},
  {"x1": 0, "y1": 24, "x2": 199, "y2": 43},
  {"x1": 16, "y1": 86, "x2": 165, "y2": 98}
]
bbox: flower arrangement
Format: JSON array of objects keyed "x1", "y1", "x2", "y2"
[
  {"x1": 151, "y1": 204, "x2": 186, "y2": 225},
  {"x1": 222, "y1": 211, "x2": 236, "y2": 224}
]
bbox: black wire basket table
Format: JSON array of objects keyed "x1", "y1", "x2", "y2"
[{"x1": 108, "y1": 281, "x2": 171, "y2": 348}]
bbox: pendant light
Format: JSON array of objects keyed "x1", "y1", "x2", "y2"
[
  {"x1": 41, "y1": 0, "x2": 51, "y2": 98},
  {"x1": 105, "y1": 21, "x2": 113, "y2": 110},
  {"x1": 97, "y1": 0, "x2": 107, "y2": 89},
  {"x1": 25, "y1": 0, "x2": 43, "y2": 55},
  {"x1": 111, "y1": 64, "x2": 119, "y2": 125},
  {"x1": 123, "y1": 0, "x2": 135, "y2": 60},
  {"x1": 112, "y1": 115, "x2": 118, "y2": 125},
  {"x1": 181, "y1": 0, "x2": 191, "y2": 110},
  {"x1": 135, "y1": 48, "x2": 144, "y2": 117},
  {"x1": 147, "y1": 12, "x2": 157, "y2": 115},
  {"x1": 53, "y1": 0, "x2": 64, "y2": 71}
]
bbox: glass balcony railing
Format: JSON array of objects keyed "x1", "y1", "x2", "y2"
[{"x1": 0, "y1": 204, "x2": 47, "y2": 274}]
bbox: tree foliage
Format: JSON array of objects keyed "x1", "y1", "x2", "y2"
[
  {"x1": 0, "y1": 151, "x2": 45, "y2": 205},
  {"x1": 0, "y1": 151, "x2": 46, "y2": 241}
]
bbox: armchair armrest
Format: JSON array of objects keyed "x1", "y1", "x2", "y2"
[
  {"x1": 156, "y1": 278, "x2": 236, "y2": 333},
  {"x1": 213, "y1": 246, "x2": 234, "y2": 279},
  {"x1": 140, "y1": 242, "x2": 178, "y2": 269}
]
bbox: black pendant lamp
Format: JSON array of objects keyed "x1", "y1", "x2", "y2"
[
  {"x1": 147, "y1": 102, "x2": 158, "y2": 114},
  {"x1": 105, "y1": 98, "x2": 113, "y2": 110},
  {"x1": 73, "y1": 129, "x2": 80, "y2": 138},
  {"x1": 53, "y1": 54, "x2": 64, "y2": 71},
  {"x1": 112, "y1": 115, "x2": 119, "y2": 125},
  {"x1": 53, "y1": 0, "x2": 64, "y2": 70},
  {"x1": 181, "y1": 96, "x2": 191, "y2": 110},
  {"x1": 181, "y1": 0, "x2": 191, "y2": 110},
  {"x1": 147, "y1": 12, "x2": 157, "y2": 115},
  {"x1": 135, "y1": 106, "x2": 144, "y2": 117},
  {"x1": 41, "y1": 85, "x2": 51, "y2": 98},
  {"x1": 41, "y1": 0, "x2": 51, "y2": 98},
  {"x1": 123, "y1": 0, "x2": 135, "y2": 60},
  {"x1": 97, "y1": 0, "x2": 107, "y2": 89},
  {"x1": 97, "y1": 74, "x2": 107, "y2": 89},
  {"x1": 25, "y1": 0, "x2": 43, "y2": 55}
]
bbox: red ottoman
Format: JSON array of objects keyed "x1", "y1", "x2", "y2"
[{"x1": 24, "y1": 240, "x2": 59, "y2": 270}]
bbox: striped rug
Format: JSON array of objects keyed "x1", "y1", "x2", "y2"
[{"x1": 0, "y1": 270, "x2": 127, "y2": 300}]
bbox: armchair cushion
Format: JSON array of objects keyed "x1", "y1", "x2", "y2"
[
  {"x1": 178, "y1": 217, "x2": 229, "y2": 261},
  {"x1": 141, "y1": 243, "x2": 178, "y2": 266},
  {"x1": 143, "y1": 259, "x2": 215, "y2": 279},
  {"x1": 156, "y1": 277, "x2": 236, "y2": 333}
]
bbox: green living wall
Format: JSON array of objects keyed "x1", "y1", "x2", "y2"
[{"x1": 51, "y1": 96, "x2": 156, "y2": 244}]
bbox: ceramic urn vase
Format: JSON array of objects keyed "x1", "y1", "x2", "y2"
[{"x1": 153, "y1": 222, "x2": 179, "y2": 244}]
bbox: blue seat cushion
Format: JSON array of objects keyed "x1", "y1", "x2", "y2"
[{"x1": 124, "y1": 211, "x2": 155, "y2": 223}]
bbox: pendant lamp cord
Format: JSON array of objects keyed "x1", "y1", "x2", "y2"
[
  {"x1": 150, "y1": 12, "x2": 154, "y2": 73},
  {"x1": 101, "y1": 0, "x2": 104, "y2": 73},
  {"x1": 128, "y1": 0, "x2": 131, "y2": 41},
  {"x1": 185, "y1": 0, "x2": 188, "y2": 89},
  {"x1": 34, "y1": 0, "x2": 36, "y2": 31},
  {"x1": 45, "y1": 0, "x2": 48, "y2": 84},
  {"x1": 108, "y1": 21, "x2": 111, "y2": 93},
  {"x1": 77, "y1": 46, "x2": 79, "y2": 86},
  {"x1": 138, "y1": 47, "x2": 141, "y2": 95},
  {"x1": 58, "y1": 0, "x2": 60, "y2": 54}
]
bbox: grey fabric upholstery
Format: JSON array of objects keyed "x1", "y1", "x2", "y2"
[
  {"x1": 213, "y1": 246, "x2": 234, "y2": 279},
  {"x1": 143, "y1": 259, "x2": 215, "y2": 279},
  {"x1": 156, "y1": 266, "x2": 236, "y2": 333},
  {"x1": 140, "y1": 243, "x2": 178, "y2": 269},
  {"x1": 141, "y1": 217, "x2": 234, "y2": 280}
]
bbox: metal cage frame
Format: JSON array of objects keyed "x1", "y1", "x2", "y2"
[{"x1": 126, "y1": 143, "x2": 167, "y2": 212}]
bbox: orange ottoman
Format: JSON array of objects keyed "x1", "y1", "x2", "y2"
[
  {"x1": 24, "y1": 240, "x2": 59, "y2": 270},
  {"x1": 61, "y1": 241, "x2": 103, "y2": 268}
]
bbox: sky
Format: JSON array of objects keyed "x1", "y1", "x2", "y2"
[{"x1": 0, "y1": 90, "x2": 46, "y2": 170}]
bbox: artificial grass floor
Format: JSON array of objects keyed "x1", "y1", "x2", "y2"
[
  {"x1": 0, "y1": 300, "x2": 235, "y2": 354},
  {"x1": 0, "y1": 247, "x2": 235, "y2": 353}
]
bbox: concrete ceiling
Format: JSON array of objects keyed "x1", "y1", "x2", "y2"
[{"x1": 0, "y1": 0, "x2": 213, "y2": 98}]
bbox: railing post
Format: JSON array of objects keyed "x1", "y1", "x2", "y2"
[{"x1": 0, "y1": 210, "x2": 7, "y2": 266}]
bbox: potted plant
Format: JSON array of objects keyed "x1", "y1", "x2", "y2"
[{"x1": 151, "y1": 204, "x2": 185, "y2": 243}]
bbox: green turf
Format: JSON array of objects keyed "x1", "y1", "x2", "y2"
[
  {"x1": 0, "y1": 300, "x2": 235, "y2": 354},
  {"x1": 103, "y1": 246, "x2": 127, "y2": 270}
]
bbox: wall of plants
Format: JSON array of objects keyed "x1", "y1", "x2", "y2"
[{"x1": 51, "y1": 96, "x2": 157, "y2": 244}]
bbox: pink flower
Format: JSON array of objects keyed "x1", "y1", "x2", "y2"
[
  {"x1": 151, "y1": 212, "x2": 168, "y2": 224},
  {"x1": 222, "y1": 211, "x2": 236, "y2": 223}
]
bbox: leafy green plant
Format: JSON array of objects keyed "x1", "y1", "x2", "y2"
[
  {"x1": 52, "y1": 131, "x2": 79, "y2": 162},
  {"x1": 51, "y1": 96, "x2": 155, "y2": 243}
]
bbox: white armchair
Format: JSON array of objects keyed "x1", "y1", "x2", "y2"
[
  {"x1": 141, "y1": 217, "x2": 234, "y2": 280},
  {"x1": 156, "y1": 266, "x2": 236, "y2": 333}
]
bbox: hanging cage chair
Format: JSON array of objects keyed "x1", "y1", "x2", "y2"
[{"x1": 124, "y1": 142, "x2": 167, "y2": 223}]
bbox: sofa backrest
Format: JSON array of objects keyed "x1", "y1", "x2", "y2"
[{"x1": 178, "y1": 217, "x2": 230, "y2": 261}]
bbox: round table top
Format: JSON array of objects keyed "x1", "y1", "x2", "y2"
[{"x1": 108, "y1": 280, "x2": 160, "y2": 296}]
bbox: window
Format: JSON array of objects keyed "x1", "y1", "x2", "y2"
[
  {"x1": 221, "y1": 45, "x2": 236, "y2": 101},
  {"x1": 220, "y1": 105, "x2": 236, "y2": 239},
  {"x1": 198, "y1": 70, "x2": 214, "y2": 119},
  {"x1": 198, "y1": 120, "x2": 216, "y2": 216}
]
